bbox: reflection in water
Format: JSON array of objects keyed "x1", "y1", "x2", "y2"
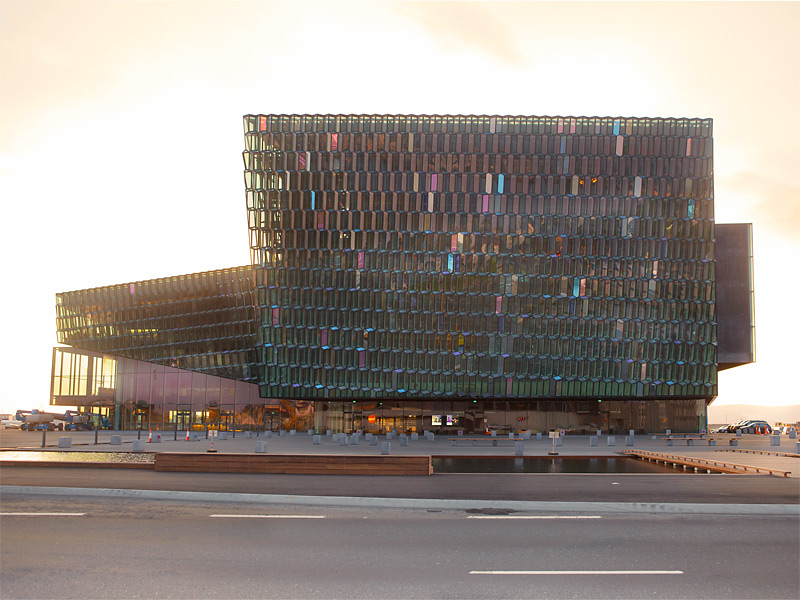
[
  {"x1": 0, "y1": 451, "x2": 155, "y2": 463},
  {"x1": 433, "y1": 456, "x2": 708, "y2": 474}
]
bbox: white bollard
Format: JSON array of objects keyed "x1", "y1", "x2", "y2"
[
  {"x1": 589, "y1": 436, "x2": 598, "y2": 447},
  {"x1": 555, "y1": 437, "x2": 563, "y2": 446},
  {"x1": 508, "y1": 432, "x2": 514, "y2": 439},
  {"x1": 131, "y1": 439, "x2": 144, "y2": 452},
  {"x1": 339, "y1": 435, "x2": 348, "y2": 446},
  {"x1": 264, "y1": 430, "x2": 272, "y2": 438},
  {"x1": 400, "y1": 436, "x2": 408, "y2": 447},
  {"x1": 308, "y1": 429, "x2": 314, "y2": 436},
  {"x1": 788, "y1": 428, "x2": 796, "y2": 439},
  {"x1": 491, "y1": 430, "x2": 497, "y2": 437},
  {"x1": 245, "y1": 431, "x2": 253, "y2": 439},
  {"x1": 218, "y1": 431, "x2": 227, "y2": 440},
  {"x1": 795, "y1": 441, "x2": 800, "y2": 454},
  {"x1": 625, "y1": 435, "x2": 634, "y2": 446},
  {"x1": 369, "y1": 437, "x2": 378, "y2": 446},
  {"x1": 607, "y1": 436, "x2": 616, "y2": 446},
  {"x1": 666, "y1": 429, "x2": 671, "y2": 435},
  {"x1": 289, "y1": 429, "x2": 296, "y2": 436},
  {"x1": 110, "y1": 435, "x2": 122, "y2": 445},
  {"x1": 629, "y1": 430, "x2": 635, "y2": 437},
  {"x1": 254, "y1": 441, "x2": 267, "y2": 453},
  {"x1": 279, "y1": 430, "x2": 286, "y2": 437},
  {"x1": 313, "y1": 435, "x2": 321, "y2": 445},
  {"x1": 411, "y1": 432, "x2": 418, "y2": 441},
  {"x1": 514, "y1": 441, "x2": 523, "y2": 456},
  {"x1": 326, "y1": 429, "x2": 333, "y2": 437},
  {"x1": 381, "y1": 442, "x2": 390, "y2": 455},
  {"x1": 58, "y1": 437, "x2": 71, "y2": 448},
  {"x1": 523, "y1": 431, "x2": 531, "y2": 440},
  {"x1": 536, "y1": 432, "x2": 542, "y2": 440},
  {"x1": 770, "y1": 435, "x2": 780, "y2": 447},
  {"x1": 351, "y1": 434, "x2": 359, "y2": 446}
]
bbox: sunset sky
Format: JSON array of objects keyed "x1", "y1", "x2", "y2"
[{"x1": 1, "y1": 1, "x2": 798, "y2": 415}]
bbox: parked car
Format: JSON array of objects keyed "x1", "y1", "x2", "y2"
[
  {"x1": 711, "y1": 425, "x2": 730, "y2": 434},
  {"x1": 1, "y1": 416, "x2": 22, "y2": 429},
  {"x1": 725, "y1": 420, "x2": 752, "y2": 433},
  {"x1": 733, "y1": 420, "x2": 771, "y2": 433}
]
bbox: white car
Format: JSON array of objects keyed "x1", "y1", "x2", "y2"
[{"x1": 1, "y1": 417, "x2": 22, "y2": 429}]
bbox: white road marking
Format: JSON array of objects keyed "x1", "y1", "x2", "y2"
[
  {"x1": 467, "y1": 515, "x2": 602, "y2": 519},
  {"x1": 0, "y1": 512, "x2": 86, "y2": 516},
  {"x1": 209, "y1": 514, "x2": 325, "y2": 519},
  {"x1": 470, "y1": 570, "x2": 683, "y2": 575}
]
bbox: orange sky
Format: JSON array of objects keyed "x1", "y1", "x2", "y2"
[{"x1": 1, "y1": 1, "x2": 798, "y2": 413}]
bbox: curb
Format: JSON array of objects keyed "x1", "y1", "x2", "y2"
[{"x1": 2, "y1": 485, "x2": 798, "y2": 516}]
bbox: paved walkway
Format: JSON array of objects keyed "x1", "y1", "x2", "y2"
[{"x1": 2, "y1": 429, "x2": 798, "y2": 477}]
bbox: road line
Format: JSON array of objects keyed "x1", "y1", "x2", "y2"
[
  {"x1": 0, "y1": 512, "x2": 86, "y2": 516},
  {"x1": 209, "y1": 514, "x2": 325, "y2": 519},
  {"x1": 467, "y1": 515, "x2": 603, "y2": 519},
  {"x1": 470, "y1": 570, "x2": 683, "y2": 575}
]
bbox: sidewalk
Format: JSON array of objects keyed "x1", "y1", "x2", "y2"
[{"x1": 2, "y1": 429, "x2": 798, "y2": 478}]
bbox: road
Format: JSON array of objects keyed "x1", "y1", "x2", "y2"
[{"x1": 1, "y1": 493, "x2": 798, "y2": 599}]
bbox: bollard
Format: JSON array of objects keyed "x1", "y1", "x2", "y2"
[
  {"x1": 58, "y1": 437, "x2": 71, "y2": 448},
  {"x1": 386, "y1": 431, "x2": 393, "y2": 440},
  {"x1": 308, "y1": 429, "x2": 314, "y2": 436},
  {"x1": 246, "y1": 431, "x2": 253, "y2": 439},
  {"x1": 150, "y1": 433, "x2": 161, "y2": 443},
  {"x1": 351, "y1": 434, "x2": 359, "y2": 446},
  {"x1": 770, "y1": 435, "x2": 780, "y2": 447},
  {"x1": 429, "y1": 433, "x2": 435, "y2": 442},
  {"x1": 279, "y1": 430, "x2": 286, "y2": 437},
  {"x1": 264, "y1": 430, "x2": 272, "y2": 438},
  {"x1": 218, "y1": 431, "x2": 228, "y2": 440},
  {"x1": 131, "y1": 439, "x2": 144, "y2": 452},
  {"x1": 365, "y1": 433, "x2": 373, "y2": 440},
  {"x1": 326, "y1": 429, "x2": 332, "y2": 437},
  {"x1": 625, "y1": 435, "x2": 634, "y2": 446},
  {"x1": 629, "y1": 430, "x2": 635, "y2": 437},
  {"x1": 369, "y1": 437, "x2": 378, "y2": 446},
  {"x1": 666, "y1": 429, "x2": 671, "y2": 435},
  {"x1": 729, "y1": 438, "x2": 738, "y2": 447},
  {"x1": 523, "y1": 431, "x2": 531, "y2": 440},
  {"x1": 381, "y1": 442, "x2": 390, "y2": 455},
  {"x1": 491, "y1": 430, "x2": 497, "y2": 437},
  {"x1": 789, "y1": 429, "x2": 796, "y2": 439},
  {"x1": 339, "y1": 435, "x2": 348, "y2": 446},
  {"x1": 110, "y1": 435, "x2": 122, "y2": 446},
  {"x1": 607, "y1": 436, "x2": 616, "y2": 446},
  {"x1": 555, "y1": 437, "x2": 562, "y2": 446},
  {"x1": 589, "y1": 436, "x2": 598, "y2": 447},
  {"x1": 514, "y1": 441, "x2": 523, "y2": 456},
  {"x1": 508, "y1": 432, "x2": 514, "y2": 439},
  {"x1": 313, "y1": 435, "x2": 321, "y2": 445},
  {"x1": 290, "y1": 429, "x2": 296, "y2": 436},
  {"x1": 400, "y1": 436, "x2": 408, "y2": 447},
  {"x1": 736, "y1": 430, "x2": 742, "y2": 437},
  {"x1": 651, "y1": 435, "x2": 657, "y2": 440},
  {"x1": 795, "y1": 441, "x2": 800, "y2": 454},
  {"x1": 411, "y1": 432, "x2": 418, "y2": 441},
  {"x1": 458, "y1": 430, "x2": 463, "y2": 437},
  {"x1": 254, "y1": 441, "x2": 267, "y2": 453}
]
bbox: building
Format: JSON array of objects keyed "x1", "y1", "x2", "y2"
[{"x1": 52, "y1": 114, "x2": 755, "y2": 433}]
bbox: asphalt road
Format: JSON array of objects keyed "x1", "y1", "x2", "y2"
[
  {"x1": 1, "y1": 465, "x2": 799, "y2": 505},
  {"x1": 1, "y1": 493, "x2": 798, "y2": 599}
]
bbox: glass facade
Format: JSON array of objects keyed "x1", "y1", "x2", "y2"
[
  {"x1": 243, "y1": 115, "x2": 717, "y2": 402},
  {"x1": 56, "y1": 266, "x2": 258, "y2": 383}
]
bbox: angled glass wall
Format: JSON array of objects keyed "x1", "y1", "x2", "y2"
[
  {"x1": 56, "y1": 266, "x2": 258, "y2": 383},
  {"x1": 243, "y1": 114, "x2": 717, "y2": 401}
]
